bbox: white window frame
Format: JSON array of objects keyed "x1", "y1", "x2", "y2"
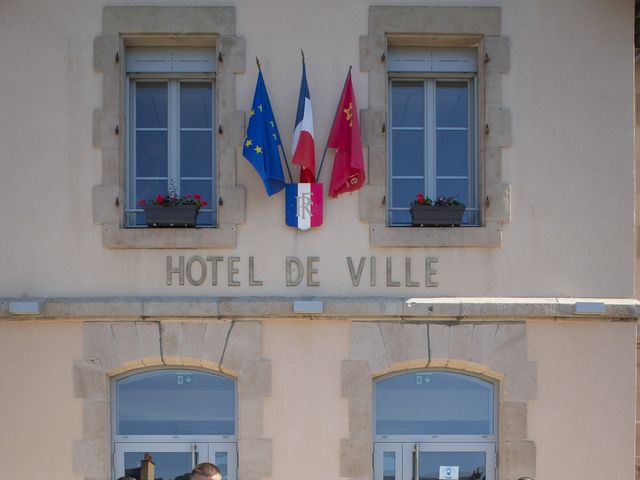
[
  {"x1": 124, "y1": 48, "x2": 217, "y2": 228},
  {"x1": 387, "y1": 48, "x2": 479, "y2": 227},
  {"x1": 112, "y1": 368, "x2": 237, "y2": 480},
  {"x1": 373, "y1": 370, "x2": 497, "y2": 480}
]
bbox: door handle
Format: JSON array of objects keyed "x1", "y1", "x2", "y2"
[{"x1": 413, "y1": 444, "x2": 419, "y2": 480}]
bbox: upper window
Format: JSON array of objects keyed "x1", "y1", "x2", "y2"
[
  {"x1": 113, "y1": 369, "x2": 236, "y2": 480},
  {"x1": 387, "y1": 47, "x2": 479, "y2": 227},
  {"x1": 125, "y1": 47, "x2": 216, "y2": 227},
  {"x1": 374, "y1": 371, "x2": 496, "y2": 480}
]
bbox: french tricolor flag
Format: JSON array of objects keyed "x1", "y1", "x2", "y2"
[
  {"x1": 291, "y1": 59, "x2": 316, "y2": 183},
  {"x1": 285, "y1": 183, "x2": 323, "y2": 230}
]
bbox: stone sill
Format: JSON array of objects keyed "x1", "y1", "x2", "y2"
[
  {"x1": 102, "y1": 223, "x2": 236, "y2": 249},
  {"x1": 370, "y1": 222, "x2": 502, "y2": 247},
  {"x1": 2, "y1": 296, "x2": 638, "y2": 321}
]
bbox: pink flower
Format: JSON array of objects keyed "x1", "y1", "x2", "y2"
[
  {"x1": 138, "y1": 199, "x2": 146, "y2": 206},
  {"x1": 194, "y1": 194, "x2": 201, "y2": 200}
]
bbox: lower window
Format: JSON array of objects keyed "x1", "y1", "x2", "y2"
[
  {"x1": 113, "y1": 369, "x2": 236, "y2": 480},
  {"x1": 374, "y1": 371, "x2": 496, "y2": 480}
]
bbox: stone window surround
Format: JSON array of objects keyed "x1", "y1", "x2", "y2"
[
  {"x1": 359, "y1": 6, "x2": 511, "y2": 247},
  {"x1": 93, "y1": 6, "x2": 247, "y2": 249},
  {"x1": 340, "y1": 322, "x2": 536, "y2": 480},
  {"x1": 73, "y1": 320, "x2": 272, "y2": 480}
]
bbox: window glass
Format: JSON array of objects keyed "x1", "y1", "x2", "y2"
[
  {"x1": 418, "y1": 451, "x2": 485, "y2": 480},
  {"x1": 136, "y1": 131, "x2": 168, "y2": 178},
  {"x1": 124, "y1": 451, "x2": 191, "y2": 480},
  {"x1": 383, "y1": 451, "x2": 397, "y2": 480},
  {"x1": 392, "y1": 130, "x2": 425, "y2": 177},
  {"x1": 375, "y1": 371, "x2": 494, "y2": 436},
  {"x1": 136, "y1": 82, "x2": 168, "y2": 128},
  {"x1": 116, "y1": 370, "x2": 236, "y2": 436},
  {"x1": 436, "y1": 82, "x2": 468, "y2": 128},
  {"x1": 391, "y1": 82, "x2": 424, "y2": 127},
  {"x1": 181, "y1": 131, "x2": 213, "y2": 177},
  {"x1": 181, "y1": 82, "x2": 213, "y2": 128}
]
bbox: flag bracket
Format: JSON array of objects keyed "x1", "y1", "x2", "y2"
[
  {"x1": 381, "y1": 123, "x2": 386, "y2": 135},
  {"x1": 115, "y1": 51, "x2": 119, "y2": 63},
  {"x1": 484, "y1": 53, "x2": 490, "y2": 63},
  {"x1": 219, "y1": 197, "x2": 224, "y2": 207},
  {"x1": 218, "y1": 51, "x2": 224, "y2": 63},
  {"x1": 381, "y1": 52, "x2": 386, "y2": 62},
  {"x1": 485, "y1": 124, "x2": 490, "y2": 135},
  {"x1": 218, "y1": 125, "x2": 223, "y2": 135},
  {"x1": 114, "y1": 125, "x2": 119, "y2": 135},
  {"x1": 382, "y1": 195, "x2": 386, "y2": 205}
]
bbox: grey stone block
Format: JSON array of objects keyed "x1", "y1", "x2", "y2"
[
  {"x1": 485, "y1": 73, "x2": 503, "y2": 109},
  {"x1": 359, "y1": 185, "x2": 386, "y2": 223},
  {"x1": 485, "y1": 182, "x2": 511, "y2": 223},
  {"x1": 92, "y1": 184, "x2": 119, "y2": 224},
  {"x1": 217, "y1": 71, "x2": 237, "y2": 118},
  {"x1": 360, "y1": 34, "x2": 386, "y2": 72},
  {"x1": 142, "y1": 298, "x2": 218, "y2": 317},
  {"x1": 220, "y1": 321, "x2": 262, "y2": 372},
  {"x1": 486, "y1": 108, "x2": 512, "y2": 148},
  {"x1": 92, "y1": 108, "x2": 119, "y2": 150},
  {"x1": 46, "y1": 298, "x2": 142, "y2": 318},
  {"x1": 351, "y1": 322, "x2": 388, "y2": 373},
  {"x1": 83, "y1": 400, "x2": 110, "y2": 440},
  {"x1": 238, "y1": 398, "x2": 263, "y2": 439},
  {"x1": 102, "y1": 222, "x2": 237, "y2": 249},
  {"x1": 239, "y1": 359, "x2": 271, "y2": 399},
  {"x1": 404, "y1": 300, "x2": 462, "y2": 318},
  {"x1": 219, "y1": 185, "x2": 247, "y2": 225},
  {"x1": 484, "y1": 36, "x2": 510, "y2": 74},
  {"x1": 427, "y1": 324, "x2": 451, "y2": 362},
  {"x1": 348, "y1": 396, "x2": 373, "y2": 439},
  {"x1": 360, "y1": 109, "x2": 385, "y2": 147},
  {"x1": 201, "y1": 321, "x2": 234, "y2": 369},
  {"x1": 380, "y1": 323, "x2": 428, "y2": 365},
  {"x1": 504, "y1": 361, "x2": 537, "y2": 402},
  {"x1": 100, "y1": 147, "x2": 120, "y2": 186},
  {"x1": 218, "y1": 147, "x2": 237, "y2": 183},
  {"x1": 469, "y1": 324, "x2": 499, "y2": 365},
  {"x1": 369, "y1": 71, "x2": 387, "y2": 110},
  {"x1": 74, "y1": 361, "x2": 108, "y2": 400},
  {"x1": 111, "y1": 322, "x2": 143, "y2": 370},
  {"x1": 369, "y1": 6, "x2": 501, "y2": 36},
  {"x1": 367, "y1": 143, "x2": 387, "y2": 185},
  {"x1": 136, "y1": 321, "x2": 162, "y2": 366},
  {"x1": 342, "y1": 360, "x2": 372, "y2": 399},
  {"x1": 159, "y1": 322, "x2": 183, "y2": 364},
  {"x1": 219, "y1": 35, "x2": 246, "y2": 74},
  {"x1": 103, "y1": 6, "x2": 235, "y2": 35},
  {"x1": 369, "y1": 222, "x2": 502, "y2": 247},
  {"x1": 499, "y1": 440, "x2": 536, "y2": 480},
  {"x1": 180, "y1": 322, "x2": 209, "y2": 361},
  {"x1": 489, "y1": 323, "x2": 527, "y2": 374},
  {"x1": 326, "y1": 298, "x2": 404, "y2": 317},
  {"x1": 73, "y1": 439, "x2": 109, "y2": 477},
  {"x1": 340, "y1": 438, "x2": 372, "y2": 477},
  {"x1": 84, "y1": 322, "x2": 120, "y2": 372},
  {"x1": 219, "y1": 110, "x2": 245, "y2": 149},
  {"x1": 93, "y1": 35, "x2": 119, "y2": 72},
  {"x1": 238, "y1": 439, "x2": 272, "y2": 478},
  {"x1": 449, "y1": 324, "x2": 474, "y2": 360},
  {"x1": 500, "y1": 401, "x2": 527, "y2": 441}
]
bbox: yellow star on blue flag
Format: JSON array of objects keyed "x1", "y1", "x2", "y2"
[{"x1": 242, "y1": 71, "x2": 286, "y2": 196}]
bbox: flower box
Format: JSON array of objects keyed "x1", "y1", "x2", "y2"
[
  {"x1": 410, "y1": 204, "x2": 465, "y2": 227},
  {"x1": 143, "y1": 205, "x2": 200, "y2": 228}
]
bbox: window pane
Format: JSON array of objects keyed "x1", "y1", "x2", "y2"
[
  {"x1": 181, "y1": 179, "x2": 215, "y2": 226},
  {"x1": 181, "y1": 82, "x2": 212, "y2": 128},
  {"x1": 391, "y1": 82, "x2": 424, "y2": 127},
  {"x1": 136, "y1": 131, "x2": 168, "y2": 177},
  {"x1": 436, "y1": 131, "x2": 468, "y2": 177},
  {"x1": 136, "y1": 82, "x2": 168, "y2": 128},
  {"x1": 136, "y1": 179, "x2": 168, "y2": 205},
  {"x1": 392, "y1": 130, "x2": 425, "y2": 177},
  {"x1": 124, "y1": 451, "x2": 191, "y2": 480},
  {"x1": 181, "y1": 131, "x2": 213, "y2": 177},
  {"x1": 383, "y1": 452, "x2": 396, "y2": 480},
  {"x1": 375, "y1": 372, "x2": 494, "y2": 435},
  {"x1": 116, "y1": 370, "x2": 236, "y2": 435},
  {"x1": 390, "y1": 209, "x2": 412, "y2": 225},
  {"x1": 215, "y1": 452, "x2": 229, "y2": 480},
  {"x1": 436, "y1": 178, "x2": 468, "y2": 207},
  {"x1": 391, "y1": 178, "x2": 424, "y2": 211},
  {"x1": 436, "y1": 82, "x2": 468, "y2": 128},
  {"x1": 418, "y1": 451, "x2": 485, "y2": 480}
]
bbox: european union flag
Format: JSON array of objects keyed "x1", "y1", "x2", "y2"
[{"x1": 243, "y1": 71, "x2": 286, "y2": 196}]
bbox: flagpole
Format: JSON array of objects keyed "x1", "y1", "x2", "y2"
[
  {"x1": 316, "y1": 65, "x2": 352, "y2": 181},
  {"x1": 257, "y1": 57, "x2": 294, "y2": 183}
]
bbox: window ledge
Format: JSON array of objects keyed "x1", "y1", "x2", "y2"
[
  {"x1": 102, "y1": 223, "x2": 236, "y2": 249},
  {"x1": 369, "y1": 222, "x2": 501, "y2": 247}
]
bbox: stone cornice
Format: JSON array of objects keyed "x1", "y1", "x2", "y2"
[{"x1": 1, "y1": 296, "x2": 638, "y2": 321}]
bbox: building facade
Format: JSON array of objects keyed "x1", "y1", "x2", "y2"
[{"x1": 0, "y1": 1, "x2": 638, "y2": 479}]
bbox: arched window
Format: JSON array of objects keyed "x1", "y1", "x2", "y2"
[
  {"x1": 374, "y1": 371, "x2": 496, "y2": 480},
  {"x1": 112, "y1": 369, "x2": 237, "y2": 480}
]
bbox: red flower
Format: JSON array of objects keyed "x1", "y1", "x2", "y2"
[
  {"x1": 138, "y1": 199, "x2": 146, "y2": 206},
  {"x1": 201, "y1": 200, "x2": 208, "y2": 207},
  {"x1": 155, "y1": 194, "x2": 165, "y2": 204},
  {"x1": 194, "y1": 194, "x2": 201, "y2": 200}
]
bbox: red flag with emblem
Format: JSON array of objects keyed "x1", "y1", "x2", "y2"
[{"x1": 327, "y1": 70, "x2": 365, "y2": 197}]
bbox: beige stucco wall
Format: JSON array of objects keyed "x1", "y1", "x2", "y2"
[
  {"x1": 0, "y1": 322, "x2": 83, "y2": 480},
  {"x1": 0, "y1": 0, "x2": 635, "y2": 298},
  {"x1": 263, "y1": 321, "x2": 350, "y2": 480},
  {"x1": 528, "y1": 321, "x2": 636, "y2": 478}
]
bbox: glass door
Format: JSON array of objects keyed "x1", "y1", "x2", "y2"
[
  {"x1": 403, "y1": 443, "x2": 495, "y2": 480},
  {"x1": 114, "y1": 443, "x2": 236, "y2": 480}
]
